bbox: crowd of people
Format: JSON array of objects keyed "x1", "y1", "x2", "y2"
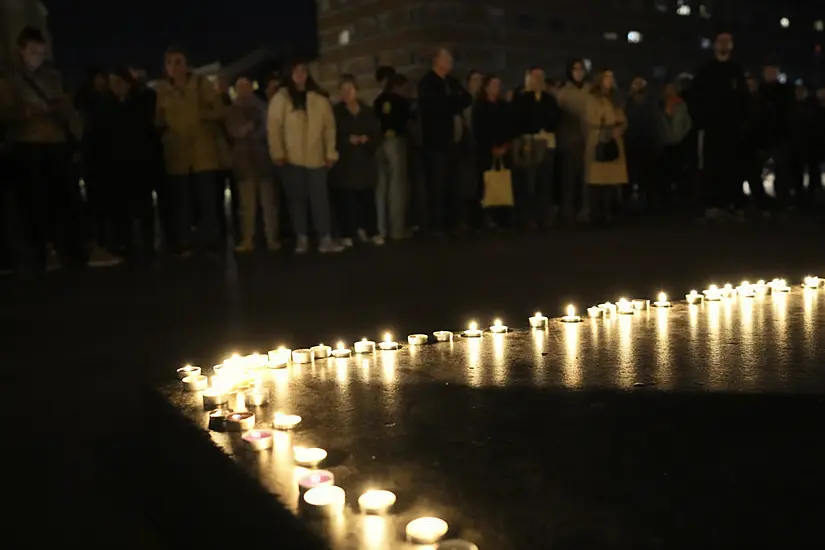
[{"x1": 0, "y1": 25, "x2": 823, "y2": 274}]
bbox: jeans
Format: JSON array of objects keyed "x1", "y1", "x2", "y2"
[
  {"x1": 279, "y1": 164, "x2": 332, "y2": 237},
  {"x1": 515, "y1": 152, "x2": 555, "y2": 225},
  {"x1": 171, "y1": 171, "x2": 221, "y2": 252},
  {"x1": 559, "y1": 142, "x2": 587, "y2": 221},
  {"x1": 331, "y1": 188, "x2": 377, "y2": 238},
  {"x1": 237, "y1": 177, "x2": 278, "y2": 247},
  {"x1": 376, "y1": 136, "x2": 408, "y2": 238}
]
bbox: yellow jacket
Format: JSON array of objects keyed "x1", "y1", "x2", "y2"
[
  {"x1": 156, "y1": 74, "x2": 228, "y2": 175},
  {"x1": 267, "y1": 88, "x2": 337, "y2": 168}
]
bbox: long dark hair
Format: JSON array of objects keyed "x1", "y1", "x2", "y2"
[
  {"x1": 476, "y1": 74, "x2": 500, "y2": 102},
  {"x1": 285, "y1": 61, "x2": 324, "y2": 108}
]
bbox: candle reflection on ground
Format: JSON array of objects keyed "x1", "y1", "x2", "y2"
[
  {"x1": 467, "y1": 336, "x2": 482, "y2": 388},
  {"x1": 562, "y1": 322, "x2": 580, "y2": 388},
  {"x1": 616, "y1": 314, "x2": 634, "y2": 386},
  {"x1": 492, "y1": 332, "x2": 506, "y2": 386},
  {"x1": 654, "y1": 305, "x2": 670, "y2": 382},
  {"x1": 361, "y1": 515, "x2": 391, "y2": 550}
]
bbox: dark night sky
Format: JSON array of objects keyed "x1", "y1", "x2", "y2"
[{"x1": 46, "y1": 0, "x2": 317, "y2": 76}]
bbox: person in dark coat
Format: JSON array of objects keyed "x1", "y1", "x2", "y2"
[
  {"x1": 624, "y1": 76, "x2": 661, "y2": 208},
  {"x1": 689, "y1": 26, "x2": 750, "y2": 221},
  {"x1": 787, "y1": 83, "x2": 822, "y2": 211},
  {"x1": 329, "y1": 75, "x2": 383, "y2": 247}
]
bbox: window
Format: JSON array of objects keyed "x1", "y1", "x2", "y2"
[
  {"x1": 700, "y1": 37, "x2": 711, "y2": 49},
  {"x1": 627, "y1": 31, "x2": 642, "y2": 43},
  {"x1": 603, "y1": 32, "x2": 618, "y2": 40},
  {"x1": 338, "y1": 29, "x2": 351, "y2": 45},
  {"x1": 677, "y1": 1, "x2": 690, "y2": 16},
  {"x1": 780, "y1": 17, "x2": 790, "y2": 28},
  {"x1": 816, "y1": 20, "x2": 824, "y2": 31}
]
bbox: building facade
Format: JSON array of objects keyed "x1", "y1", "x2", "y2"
[
  {"x1": 316, "y1": 0, "x2": 825, "y2": 99},
  {"x1": 1, "y1": 0, "x2": 49, "y2": 63}
]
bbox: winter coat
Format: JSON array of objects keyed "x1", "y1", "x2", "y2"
[
  {"x1": 556, "y1": 81, "x2": 592, "y2": 151},
  {"x1": 659, "y1": 99, "x2": 692, "y2": 146},
  {"x1": 584, "y1": 94, "x2": 628, "y2": 186},
  {"x1": 329, "y1": 101, "x2": 381, "y2": 190},
  {"x1": 226, "y1": 94, "x2": 271, "y2": 181},
  {"x1": 267, "y1": 87, "x2": 337, "y2": 168}
]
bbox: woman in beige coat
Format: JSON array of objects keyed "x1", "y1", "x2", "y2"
[{"x1": 584, "y1": 68, "x2": 628, "y2": 225}]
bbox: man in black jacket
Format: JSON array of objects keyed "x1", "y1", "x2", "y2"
[
  {"x1": 416, "y1": 47, "x2": 472, "y2": 235},
  {"x1": 690, "y1": 27, "x2": 750, "y2": 221}
]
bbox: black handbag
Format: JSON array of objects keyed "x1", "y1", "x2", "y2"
[{"x1": 595, "y1": 115, "x2": 620, "y2": 162}]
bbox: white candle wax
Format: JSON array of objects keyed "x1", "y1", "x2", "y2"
[
  {"x1": 244, "y1": 389, "x2": 268, "y2": 407},
  {"x1": 273, "y1": 412, "x2": 302, "y2": 431},
  {"x1": 310, "y1": 344, "x2": 332, "y2": 359},
  {"x1": 632, "y1": 299, "x2": 649, "y2": 310},
  {"x1": 181, "y1": 375, "x2": 208, "y2": 391},
  {"x1": 435, "y1": 541, "x2": 479, "y2": 550},
  {"x1": 242, "y1": 429, "x2": 274, "y2": 451},
  {"x1": 587, "y1": 306, "x2": 602, "y2": 318},
  {"x1": 354, "y1": 338, "x2": 375, "y2": 354},
  {"x1": 463, "y1": 322, "x2": 483, "y2": 338},
  {"x1": 378, "y1": 333, "x2": 399, "y2": 350},
  {"x1": 332, "y1": 342, "x2": 351, "y2": 358},
  {"x1": 616, "y1": 299, "x2": 635, "y2": 314},
  {"x1": 529, "y1": 312, "x2": 548, "y2": 328},
  {"x1": 268, "y1": 347, "x2": 291, "y2": 365},
  {"x1": 406, "y1": 517, "x2": 449, "y2": 545},
  {"x1": 754, "y1": 280, "x2": 769, "y2": 294},
  {"x1": 293, "y1": 446, "x2": 328, "y2": 467},
  {"x1": 358, "y1": 489, "x2": 396, "y2": 514},
  {"x1": 770, "y1": 278, "x2": 790, "y2": 292},
  {"x1": 177, "y1": 365, "x2": 201, "y2": 379},
  {"x1": 653, "y1": 292, "x2": 671, "y2": 308},
  {"x1": 560, "y1": 305, "x2": 582, "y2": 323},
  {"x1": 297, "y1": 470, "x2": 335, "y2": 492},
  {"x1": 686, "y1": 290, "x2": 703, "y2": 304},
  {"x1": 225, "y1": 411, "x2": 255, "y2": 431},
  {"x1": 434, "y1": 331, "x2": 453, "y2": 342},
  {"x1": 703, "y1": 285, "x2": 722, "y2": 301},
  {"x1": 803, "y1": 276, "x2": 821, "y2": 289},
  {"x1": 407, "y1": 334, "x2": 428, "y2": 345},
  {"x1": 202, "y1": 388, "x2": 228, "y2": 409},
  {"x1": 489, "y1": 319, "x2": 508, "y2": 333},
  {"x1": 303, "y1": 485, "x2": 345, "y2": 514},
  {"x1": 292, "y1": 349, "x2": 313, "y2": 364}
]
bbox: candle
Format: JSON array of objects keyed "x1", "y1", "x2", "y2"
[
  {"x1": 273, "y1": 412, "x2": 302, "y2": 431},
  {"x1": 770, "y1": 278, "x2": 791, "y2": 293},
  {"x1": 587, "y1": 306, "x2": 602, "y2": 318},
  {"x1": 616, "y1": 298, "x2": 634, "y2": 315},
  {"x1": 332, "y1": 341, "x2": 351, "y2": 358},
  {"x1": 207, "y1": 408, "x2": 233, "y2": 431},
  {"x1": 463, "y1": 322, "x2": 483, "y2": 338},
  {"x1": 268, "y1": 347, "x2": 291, "y2": 366},
  {"x1": 736, "y1": 281, "x2": 756, "y2": 298},
  {"x1": 181, "y1": 374, "x2": 208, "y2": 391},
  {"x1": 293, "y1": 446, "x2": 327, "y2": 467},
  {"x1": 435, "y1": 541, "x2": 479, "y2": 550},
  {"x1": 245, "y1": 353, "x2": 267, "y2": 368},
  {"x1": 406, "y1": 517, "x2": 449, "y2": 545},
  {"x1": 529, "y1": 311, "x2": 548, "y2": 328},
  {"x1": 632, "y1": 299, "x2": 649, "y2": 311},
  {"x1": 176, "y1": 364, "x2": 201, "y2": 379},
  {"x1": 754, "y1": 280, "x2": 769, "y2": 295},
  {"x1": 598, "y1": 302, "x2": 617, "y2": 315},
  {"x1": 434, "y1": 330, "x2": 453, "y2": 342},
  {"x1": 722, "y1": 283, "x2": 735, "y2": 298},
  {"x1": 686, "y1": 290, "x2": 703, "y2": 304},
  {"x1": 244, "y1": 388, "x2": 268, "y2": 407},
  {"x1": 358, "y1": 489, "x2": 396, "y2": 514},
  {"x1": 303, "y1": 485, "x2": 345, "y2": 515},
  {"x1": 407, "y1": 334, "x2": 428, "y2": 345},
  {"x1": 202, "y1": 388, "x2": 228, "y2": 409},
  {"x1": 489, "y1": 319, "x2": 508, "y2": 333},
  {"x1": 242, "y1": 429, "x2": 274, "y2": 451},
  {"x1": 310, "y1": 344, "x2": 332, "y2": 359},
  {"x1": 803, "y1": 275, "x2": 821, "y2": 289},
  {"x1": 703, "y1": 285, "x2": 722, "y2": 301},
  {"x1": 297, "y1": 470, "x2": 334, "y2": 492},
  {"x1": 212, "y1": 363, "x2": 225, "y2": 375},
  {"x1": 354, "y1": 338, "x2": 376, "y2": 354},
  {"x1": 292, "y1": 349, "x2": 313, "y2": 363},
  {"x1": 560, "y1": 304, "x2": 582, "y2": 323},
  {"x1": 378, "y1": 332, "x2": 399, "y2": 350},
  {"x1": 225, "y1": 411, "x2": 255, "y2": 431},
  {"x1": 653, "y1": 292, "x2": 671, "y2": 308}
]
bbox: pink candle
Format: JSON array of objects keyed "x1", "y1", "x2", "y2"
[
  {"x1": 241, "y1": 429, "x2": 273, "y2": 451},
  {"x1": 297, "y1": 470, "x2": 335, "y2": 493}
]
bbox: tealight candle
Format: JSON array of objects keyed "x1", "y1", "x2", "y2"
[
  {"x1": 653, "y1": 292, "x2": 671, "y2": 308},
  {"x1": 587, "y1": 306, "x2": 603, "y2": 318},
  {"x1": 202, "y1": 388, "x2": 228, "y2": 409},
  {"x1": 560, "y1": 304, "x2": 582, "y2": 323},
  {"x1": 177, "y1": 364, "x2": 201, "y2": 379},
  {"x1": 489, "y1": 319, "x2": 508, "y2": 333},
  {"x1": 599, "y1": 302, "x2": 617, "y2": 315},
  {"x1": 310, "y1": 344, "x2": 332, "y2": 359},
  {"x1": 268, "y1": 347, "x2": 291, "y2": 366},
  {"x1": 632, "y1": 299, "x2": 649, "y2": 311},
  {"x1": 436, "y1": 541, "x2": 479, "y2": 550},
  {"x1": 207, "y1": 408, "x2": 233, "y2": 431},
  {"x1": 406, "y1": 517, "x2": 449, "y2": 545},
  {"x1": 434, "y1": 330, "x2": 453, "y2": 342},
  {"x1": 407, "y1": 334, "x2": 428, "y2": 345},
  {"x1": 354, "y1": 338, "x2": 375, "y2": 354},
  {"x1": 244, "y1": 388, "x2": 268, "y2": 407},
  {"x1": 332, "y1": 341, "x2": 351, "y2": 358},
  {"x1": 225, "y1": 411, "x2": 255, "y2": 431},
  {"x1": 703, "y1": 285, "x2": 722, "y2": 301},
  {"x1": 770, "y1": 278, "x2": 790, "y2": 293},
  {"x1": 616, "y1": 298, "x2": 634, "y2": 315},
  {"x1": 721, "y1": 283, "x2": 735, "y2": 298},
  {"x1": 358, "y1": 489, "x2": 396, "y2": 514},
  {"x1": 303, "y1": 485, "x2": 345, "y2": 515},
  {"x1": 736, "y1": 281, "x2": 756, "y2": 298},
  {"x1": 378, "y1": 333, "x2": 399, "y2": 350},
  {"x1": 463, "y1": 322, "x2": 483, "y2": 338},
  {"x1": 242, "y1": 429, "x2": 274, "y2": 451},
  {"x1": 754, "y1": 280, "x2": 769, "y2": 294},
  {"x1": 803, "y1": 275, "x2": 821, "y2": 289},
  {"x1": 686, "y1": 290, "x2": 703, "y2": 304},
  {"x1": 529, "y1": 312, "x2": 548, "y2": 328},
  {"x1": 212, "y1": 363, "x2": 225, "y2": 375},
  {"x1": 297, "y1": 470, "x2": 334, "y2": 492},
  {"x1": 293, "y1": 446, "x2": 327, "y2": 467},
  {"x1": 273, "y1": 412, "x2": 302, "y2": 431},
  {"x1": 181, "y1": 374, "x2": 208, "y2": 391},
  {"x1": 292, "y1": 349, "x2": 313, "y2": 363}
]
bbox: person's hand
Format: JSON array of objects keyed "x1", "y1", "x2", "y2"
[
  {"x1": 612, "y1": 127, "x2": 623, "y2": 139},
  {"x1": 349, "y1": 135, "x2": 360, "y2": 145},
  {"x1": 359, "y1": 135, "x2": 369, "y2": 144},
  {"x1": 273, "y1": 158, "x2": 286, "y2": 166}
]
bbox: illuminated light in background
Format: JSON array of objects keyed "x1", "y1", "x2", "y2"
[{"x1": 780, "y1": 17, "x2": 790, "y2": 28}]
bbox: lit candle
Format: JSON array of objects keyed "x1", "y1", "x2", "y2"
[
  {"x1": 244, "y1": 388, "x2": 268, "y2": 407},
  {"x1": 242, "y1": 429, "x2": 274, "y2": 451},
  {"x1": 354, "y1": 338, "x2": 376, "y2": 354},
  {"x1": 616, "y1": 298, "x2": 634, "y2": 314},
  {"x1": 225, "y1": 411, "x2": 255, "y2": 431},
  {"x1": 434, "y1": 330, "x2": 454, "y2": 342},
  {"x1": 176, "y1": 364, "x2": 201, "y2": 379},
  {"x1": 587, "y1": 306, "x2": 602, "y2": 318},
  {"x1": 560, "y1": 304, "x2": 582, "y2": 323},
  {"x1": 407, "y1": 334, "x2": 429, "y2": 345},
  {"x1": 769, "y1": 278, "x2": 790, "y2": 293},
  {"x1": 181, "y1": 374, "x2": 208, "y2": 391},
  {"x1": 207, "y1": 408, "x2": 233, "y2": 431},
  {"x1": 268, "y1": 346, "x2": 291, "y2": 365},
  {"x1": 202, "y1": 387, "x2": 228, "y2": 409},
  {"x1": 434, "y1": 541, "x2": 479, "y2": 550},
  {"x1": 598, "y1": 302, "x2": 617, "y2": 315},
  {"x1": 754, "y1": 280, "x2": 769, "y2": 294},
  {"x1": 803, "y1": 275, "x2": 821, "y2": 289},
  {"x1": 653, "y1": 292, "x2": 671, "y2": 308},
  {"x1": 378, "y1": 332, "x2": 399, "y2": 350},
  {"x1": 632, "y1": 299, "x2": 649, "y2": 311},
  {"x1": 303, "y1": 485, "x2": 345, "y2": 515},
  {"x1": 703, "y1": 285, "x2": 722, "y2": 301},
  {"x1": 686, "y1": 290, "x2": 703, "y2": 304},
  {"x1": 297, "y1": 470, "x2": 334, "y2": 492},
  {"x1": 293, "y1": 446, "x2": 327, "y2": 467},
  {"x1": 489, "y1": 319, "x2": 508, "y2": 333},
  {"x1": 292, "y1": 349, "x2": 313, "y2": 364},
  {"x1": 212, "y1": 363, "x2": 224, "y2": 375},
  {"x1": 273, "y1": 412, "x2": 302, "y2": 431},
  {"x1": 463, "y1": 321, "x2": 483, "y2": 338},
  {"x1": 529, "y1": 311, "x2": 548, "y2": 328},
  {"x1": 358, "y1": 489, "x2": 396, "y2": 515},
  {"x1": 245, "y1": 352, "x2": 267, "y2": 368},
  {"x1": 406, "y1": 517, "x2": 449, "y2": 545},
  {"x1": 736, "y1": 281, "x2": 756, "y2": 298},
  {"x1": 332, "y1": 341, "x2": 351, "y2": 358},
  {"x1": 310, "y1": 343, "x2": 332, "y2": 359}
]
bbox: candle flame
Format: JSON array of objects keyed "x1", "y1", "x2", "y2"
[
  {"x1": 250, "y1": 430, "x2": 260, "y2": 438},
  {"x1": 566, "y1": 304, "x2": 575, "y2": 317},
  {"x1": 741, "y1": 281, "x2": 750, "y2": 287},
  {"x1": 361, "y1": 337, "x2": 367, "y2": 342},
  {"x1": 534, "y1": 311, "x2": 541, "y2": 317},
  {"x1": 494, "y1": 319, "x2": 502, "y2": 327},
  {"x1": 658, "y1": 292, "x2": 666, "y2": 302},
  {"x1": 757, "y1": 280, "x2": 765, "y2": 285},
  {"x1": 469, "y1": 321, "x2": 477, "y2": 331},
  {"x1": 618, "y1": 298, "x2": 628, "y2": 304},
  {"x1": 336, "y1": 341, "x2": 344, "y2": 350},
  {"x1": 709, "y1": 285, "x2": 718, "y2": 291},
  {"x1": 383, "y1": 332, "x2": 392, "y2": 342}
]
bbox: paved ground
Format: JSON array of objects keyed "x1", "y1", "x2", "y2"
[{"x1": 3, "y1": 217, "x2": 825, "y2": 548}]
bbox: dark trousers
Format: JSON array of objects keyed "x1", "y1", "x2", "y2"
[
  {"x1": 8, "y1": 142, "x2": 85, "y2": 270},
  {"x1": 588, "y1": 185, "x2": 616, "y2": 224},
  {"x1": 331, "y1": 187, "x2": 377, "y2": 239},
  {"x1": 701, "y1": 129, "x2": 745, "y2": 210},
  {"x1": 659, "y1": 143, "x2": 690, "y2": 203},
  {"x1": 116, "y1": 163, "x2": 156, "y2": 253},
  {"x1": 787, "y1": 153, "x2": 821, "y2": 211},
  {"x1": 515, "y1": 152, "x2": 554, "y2": 226},
  {"x1": 171, "y1": 171, "x2": 221, "y2": 252},
  {"x1": 83, "y1": 153, "x2": 118, "y2": 251},
  {"x1": 422, "y1": 147, "x2": 456, "y2": 233},
  {"x1": 559, "y1": 143, "x2": 586, "y2": 221},
  {"x1": 627, "y1": 144, "x2": 659, "y2": 207},
  {"x1": 742, "y1": 148, "x2": 773, "y2": 211}
]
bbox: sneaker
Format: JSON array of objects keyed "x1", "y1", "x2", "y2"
[
  {"x1": 371, "y1": 235, "x2": 385, "y2": 246},
  {"x1": 356, "y1": 228, "x2": 369, "y2": 243},
  {"x1": 234, "y1": 241, "x2": 253, "y2": 253},
  {"x1": 318, "y1": 235, "x2": 344, "y2": 253},
  {"x1": 295, "y1": 235, "x2": 310, "y2": 254},
  {"x1": 341, "y1": 237, "x2": 354, "y2": 248},
  {"x1": 87, "y1": 245, "x2": 123, "y2": 268}
]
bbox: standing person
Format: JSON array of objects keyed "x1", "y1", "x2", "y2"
[
  {"x1": 155, "y1": 45, "x2": 228, "y2": 257},
  {"x1": 373, "y1": 71, "x2": 410, "y2": 241},
  {"x1": 330, "y1": 75, "x2": 382, "y2": 247},
  {"x1": 689, "y1": 27, "x2": 750, "y2": 221},
  {"x1": 511, "y1": 66, "x2": 560, "y2": 229},
  {"x1": 267, "y1": 61, "x2": 342, "y2": 254},
  {"x1": 226, "y1": 76, "x2": 279, "y2": 252},
  {"x1": 556, "y1": 58, "x2": 592, "y2": 224},
  {"x1": 624, "y1": 76, "x2": 661, "y2": 208},
  {"x1": 416, "y1": 47, "x2": 473, "y2": 237},
  {"x1": 265, "y1": 75, "x2": 281, "y2": 102},
  {"x1": 584, "y1": 69, "x2": 628, "y2": 225},
  {"x1": 786, "y1": 83, "x2": 822, "y2": 211},
  {"x1": 454, "y1": 69, "x2": 484, "y2": 231},
  {"x1": 214, "y1": 74, "x2": 239, "y2": 242},
  {"x1": 657, "y1": 83, "x2": 692, "y2": 206}
]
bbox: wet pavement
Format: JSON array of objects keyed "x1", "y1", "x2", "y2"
[{"x1": 4, "y1": 218, "x2": 825, "y2": 548}]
